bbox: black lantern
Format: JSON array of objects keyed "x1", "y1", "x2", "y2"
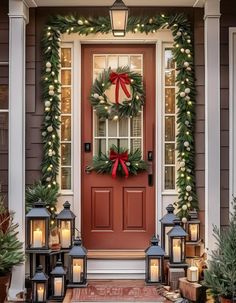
[
  {"x1": 32, "y1": 265, "x2": 48, "y2": 303},
  {"x1": 56, "y1": 201, "x2": 76, "y2": 249},
  {"x1": 26, "y1": 200, "x2": 50, "y2": 250},
  {"x1": 160, "y1": 204, "x2": 178, "y2": 256},
  {"x1": 167, "y1": 220, "x2": 188, "y2": 266},
  {"x1": 145, "y1": 235, "x2": 165, "y2": 284},
  {"x1": 109, "y1": 0, "x2": 129, "y2": 37},
  {"x1": 68, "y1": 238, "x2": 87, "y2": 287},
  {"x1": 50, "y1": 260, "x2": 66, "y2": 301},
  {"x1": 186, "y1": 209, "x2": 200, "y2": 243}
]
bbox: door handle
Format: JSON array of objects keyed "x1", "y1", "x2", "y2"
[{"x1": 147, "y1": 151, "x2": 153, "y2": 187}]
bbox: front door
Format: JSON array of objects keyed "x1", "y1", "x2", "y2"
[{"x1": 82, "y1": 44, "x2": 156, "y2": 250}]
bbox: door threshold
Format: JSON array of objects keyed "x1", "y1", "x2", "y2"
[{"x1": 87, "y1": 249, "x2": 145, "y2": 259}]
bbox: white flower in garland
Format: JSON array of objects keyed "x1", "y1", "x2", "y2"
[
  {"x1": 49, "y1": 85, "x2": 54, "y2": 90},
  {"x1": 93, "y1": 93, "x2": 99, "y2": 99},
  {"x1": 46, "y1": 67, "x2": 51, "y2": 72},
  {"x1": 186, "y1": 185, "x2": 192, "y2": 192},
  {"x1": 45, "y1": 100, "x2": 51, "y2": 107},
  {"x1": 187, "y1": 202, "x2": 191, "y2": 208},
  {"x1": 78, "y1": 19, "x2": 83, "y2": 25},
  {"x1": 182, "y1": 204, "x2": 187, "y2": 210},
  {"x1": 49, "y1": 90, "x2": 54, "y2": 96},
  {"x1": 184, "y1": 141, "x2": 190, "y2": 147},
  {"x1": 181, "y1": 48, "x2": 185, "y2": 53},
  {"x1": 182, "y1": 217, "x2": 187, "y2": 223},
  {"x1": 176, "y1": 31, "x2": 182, "y2": 36},
  {"x1": 186, "y1": 147, "x2": 191, "y2": 151},
  {"x1": 180, "y1": 92, "x2": 186, "y2": 97},
  {"x1": 47, "y1": 125, "x2": 53, "y2": 132},
  {"x1": 184, "y1": 61, "x2": 189, "y2": 67},
  {"x1": 185, "y1": 120, "x2": 190, "y2": 126},
  {"x1": 46, "y1": 62, "x2": 51, "y2": 68},
  {"x1": 188, "y1": 196, "x2": 193, "y2": 201},
  {"x1": 48, "y1": 149, "x2": 53, "y2": 156},
  {"x1": 42, "y1": 131, "x2": 47, "y2": 137},
  {"x1": 185, "y1": 96, "x2": 190, "y2": 101},
  {"x1": 185, "y1": 88, "x2": 190, "y2": 94},
  {"x1": 180, "y1": 161, "x2": 185, "y2": 167},
  {"x1": 185, "y1": 49, "x2": 190, "y2": 54},
  {"x1": 181, "y1": 167, "x2": 185, "y2": 171},
  {"x1": 45, "y1": 116, "x2": 50, "y2": 121}
]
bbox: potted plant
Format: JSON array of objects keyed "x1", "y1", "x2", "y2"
[
  {"x1": 0, "y1": 196, "x2": 25, "y2": 303},
  {"x1": 203, "y1": 199, "x2": 236, "y2": 302}
]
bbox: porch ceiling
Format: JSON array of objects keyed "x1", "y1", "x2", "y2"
[{"x1": 26, "y1": 0, "x2": 205, "y2": 7}]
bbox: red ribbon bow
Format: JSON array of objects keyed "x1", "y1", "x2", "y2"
[
  {"x1": 109, "y1": 72, "x2": 131, "y2": 104},
  {"x1": 109, "y1": 149, "x2": 129, "y2": 178}
]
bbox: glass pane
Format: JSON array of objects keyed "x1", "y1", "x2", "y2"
[
  {"x1": 108, "y1": 56, "x2": 118, "y2": 69},
  {"x1": 108, "y1": 139, "x2": 118, "y2": 150},
  {"x1": 131, "y1": 114, "x2": 141, "y2": 137},
  {"x1": 61, "y1": 48, "x2": 71, "y2": 67},
  {"x1": 61, "y1": 167, "x2": 71, "y2": 190},
  {"x1": 165, "y1": 49, "x2": 175, "y2": 69},
  {"x1": 165, "y1": 166, "x2": 175, "y2": 190},
  {"x1": 61, "y1": 116, "x2": 71, "y2": 141},
  {"x1": 165, "y1": 143, "x2": 175, "y2": 164},
  {"x1": 30, "y1": 219, "x2": 46, "y2": 248},
  {"x1": 61, "y1": 143, "x2": 71, "y2": 166},
  {"x1": 93, "y1": 70, "x2": 103, "y2": 80},
  {"x1": 131, "y1": 138, "x2": 141, "y2": 152},
  {"x1": 119, "y1": 118, "x2": 128, "y2": 137},
  {"x1": 0, "y1": 113, "x2": 8, "y2": 150},
  {"x1": 120, "y1": 139, "x2": 128, "y2": 150},
  {"x1": 0, "y1": 84, "x2": 8, "y2": 109},
  {"x1": 94, "y1": 56, "x2": 106, "y2": 69},
  {"x1": 165, "y1": 116, "x2": 175, "y2": 141},
  {"x1": 94, "y1": 115, "x2": 106, "y2": 137},
  {"x1": 165, "y1": 88, "x2": 175, "y2": 114},
  {"x1": 108, "y1": 119, "x2": 117, "y2": 137},
  {"x1": 119, "y1": 56, "x2": 129, "y2": 67},
  {"x1": 130, "y1": 56, "x2": 142, "y2": 70},
  {"x1": 165, "y1": 70, "x2": 175, "y2": 86},
  {"x1": 61, "y1": 70, "x2": 71, "y2": 85},
  {"x1": 61, "y1": 87, "x2": 71, "y2": 114},
  {"x1": 94, "y1": 139, "x2": 106, "y2": 155}
]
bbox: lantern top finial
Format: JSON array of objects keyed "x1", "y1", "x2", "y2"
[
  {"x1": 34, "y1": 199, "x2": 46, "y2": 208},
  {"x1": 56, "y1": 201, "x2": 76, "y2": 220},
  {"x1": 145, "y1": 235, "x2": 165, "y2": 256},
  {"x1": 166, "y1": 204, "x2": 175, "y2": 213},
  {"x1": 63, "y1": 201, "x2": 71, "y2": 209},
  {"x1": 32, "y1": 265, "x2": 48, "y2": 281},
  {"x1": 50, "y1": 259, "x2": 67, "y2": 276},
  {"x1": 160, "y1": 204, "x2": 177, "y2": 224},
  {"x1": 68, "y1": 237, "x2": 87, "y2": 257},
  {"x1": 167, "y1": 219, "x2": 188, "y2": 237},
  {"x1": 110, "y1": 0, "x2": 128, "y2": 10},
  {"x1": 150, "y1": 235, "x2": 159, "y2": 246}
]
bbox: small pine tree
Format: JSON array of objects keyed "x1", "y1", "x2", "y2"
[{"x1": 203, "y1": 198, "x2": 236, "y2": 300}]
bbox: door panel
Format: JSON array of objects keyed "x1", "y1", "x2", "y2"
[{"x1": 82, "y1": 44, "x2": 156, "y2": 250}]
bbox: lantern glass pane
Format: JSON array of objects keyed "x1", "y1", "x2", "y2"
[
  {"x1": 189, "y1": 223, "x2": 199, "y2": 241},
  {"x1": 172, "y1": 238, "x2": 182, "y2": 263},
  {"x1": 164, "y1": 226, "x2": 172, "y2": 255},
  {"x1": 54, "y1": 277, "x2": 63, "y2": 297},
  {"x1": 149, "y1": 258, "x2": 160, "y2": 282},
  {"x1": 36, "y1": 283, "x2": 45, "y2": 302},
  {"x1": 60, "y1": 220, "x2": 71, "y2": 248},
  {"x1": 111, "y1": 11, "x2": 127, "y2": 30},
  {"x1": 30, "y1": 220, "x2": 46, "y2": 248},
  {"x1": 72, "y1": 258, "x2": 84, "y2": 283}
]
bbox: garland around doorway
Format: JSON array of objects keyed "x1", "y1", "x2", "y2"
[{"x1": 41, "y1": 13, "x2": 197, "y2": 219}]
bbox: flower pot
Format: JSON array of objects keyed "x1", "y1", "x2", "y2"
[
  {"x1": 220, "y1": 296, "x2": 233, "y2": 303},
  {"x1": 0, "y1": 273, "x2": 11, "y2": 303}
]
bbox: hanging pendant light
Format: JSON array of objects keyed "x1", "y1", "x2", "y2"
[{"x1": 109, "y1": 0, "x2": 129, "y2": 37}]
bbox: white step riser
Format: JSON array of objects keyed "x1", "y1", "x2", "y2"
[{"x1": 87, "y1": 259, "x2": 145, "y2": 280}]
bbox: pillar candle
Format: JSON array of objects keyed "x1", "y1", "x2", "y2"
[
  {"x1": 190, "y1": 224, "x2": 198, "y2": 241},
  {"x1": 61, "y1": 228, "x2": 71, "y2": 248},
  {"x1": 33, "y1": 228, "x2": 43, "y2": 248},
  {"x1": 173, "y1": 241, "x2": 181, "y2": 263},
  {"x1": 73, "y1": 264, "x2": 81, "y2": 283},
  {"x1": 37, "y1": 286, "x2": 44, "y2": 302},
  {"x1": 54, "y1": 277, "x2": 62, "y2": 296},
  {"x1": 150, "y1": 262, "x2": 159, "y2": 282},
  {"x1": 187, "y1": 265, "x2": 199, "y2": 282}
]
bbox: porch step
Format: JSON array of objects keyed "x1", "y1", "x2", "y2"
[{"x1": 87, "y1": 250, "x2": 145, "y2": 280}]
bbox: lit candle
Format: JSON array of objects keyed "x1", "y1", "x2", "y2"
[
  {"x1": 150, "y1": 262, "x2": 159, "y2": 282},
  {"x1": 37, "y1": 286, "x2": 44, "y2": 302},
  {"x1": 33, "y1": 228, "x2": 43, "y2": 248},
  {"x1": 173, "y1": 240, "x2": 181, "y2": 263},
  {"x1": 190, "y1": 224, "x2": 198, "y2": 241},
  {"x1": 54, "y1": 277, "x2": 62, "y2": 296},
  {"x1": 187, "y1": 265, "x2": 199, "y2": 282},
  {"x1": 73, "y1": 264, "x2": 81, "y2": 283},
  {"x1": 61, "y1": 228, "x2": 71, "y2": 248}
]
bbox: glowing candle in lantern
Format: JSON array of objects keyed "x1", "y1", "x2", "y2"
[
  {"x1": 54, "y1": 277, "x2": 62, "y2": 296},
  {"x1": 150, "y1": 262, "x2": 159, "y2": 282},
  {"x1": 173, "y1": 239, "x2": 181, "y2": 263},
  {"x1": 37, "y1": 286, "x2": 44, "y2": 302},
  {"x1": 73, "y1": 263, "x2": 81, "y2": 283},
  {"x1": 190, "y1": 224, "x2": 198, "y2": 241},
  {"x1": 33, "y1": 228, "x2": 43, "y2": 248},
  {"x1": 61, "y1": 228, "x2": 71, "y2": 248}
]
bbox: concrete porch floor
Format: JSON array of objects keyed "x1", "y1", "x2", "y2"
[{"x1": 63, "y1": 280, "x2": 172, "y2": 303}]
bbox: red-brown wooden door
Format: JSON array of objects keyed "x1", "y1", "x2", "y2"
[{"x1": 82, "y1": 44, "x2": 156, "y2": 249}]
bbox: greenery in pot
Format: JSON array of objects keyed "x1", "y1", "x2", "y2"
[
  {"x1": 203, "y1": 198, "x2": 236, "y2": 301},
  {"x1": 0, "y1": 197, "x2": 25, "y2": 275}
]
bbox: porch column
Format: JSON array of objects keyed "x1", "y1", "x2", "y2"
[
  {"x1": 8, "y1": 0, "x2": 29, "y2": 299},
  {"x1": 204, "y1": 0, "x2": 221, "y2": 252}
]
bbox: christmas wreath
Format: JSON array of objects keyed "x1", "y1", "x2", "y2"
[
  {"x1": 90, "y1": 66, "x2": 144, "y2": 119},
  {"x1": 88, "y1": 145, "x2": 148, "y2": 178}
]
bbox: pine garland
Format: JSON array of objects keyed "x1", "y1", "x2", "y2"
[{"x1": 41, "y1": 13, "x2": 197, "y2": 219}]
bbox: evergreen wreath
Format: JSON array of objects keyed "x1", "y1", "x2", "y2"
[
  {"x1": 88, "y1": 145, "x2": 147, "y2": 178},
  {"x1": 41, "y1": 13, "x2": 197, "y2": 219},
  {"x1": 90, "y1": 67, "x2": 144, "y2": 119}
]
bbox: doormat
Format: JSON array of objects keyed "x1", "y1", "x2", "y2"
[{"x1": 68, "y1": 280, "x2": 171, "y2": 302}]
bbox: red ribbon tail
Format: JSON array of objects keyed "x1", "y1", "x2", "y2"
[
  {"x1": 115, "y1": 79, "x2": 120, "y2": 104},
  {"x1": 111, "y1": 158, "x2": 119, "y2": 178},
  {"x1": 120, "y1": 159, "x2": 129, "y2": 178},
  {"x1": 120, "y1": 81, "x2": 131, "y2": 99}
]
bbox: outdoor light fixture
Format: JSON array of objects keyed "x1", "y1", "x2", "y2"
[
  {"x1": 186, "y1": 209, "x2": 200, "y2": 243},
  {"x1": 32, "y1": 265, "x2": 48, "y2": 303},
  {"x1": 160, "y1": 204, "x2": 178, "y2": 256},
  {"x1": 109, "y1": 0, "x2": 129, "y2": 37},
  {"x1": 50, "y1": 260, "x2": 67, "y2": 301},
  {"x1": 167, "y1": 219, "x2": 188, "y2": 266},
  {"x1": 145, "y1": 235, "x2": 165, "y2": 284},
  {"x1": 26, "y1": 200, "x2": 50, "y2": 251},
  {"x1": 68, "y1": 237, "x2": 87, "y2": 287},
  {"x1": 56, "y1": 201, "x2": 76, "y2": 249}
]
